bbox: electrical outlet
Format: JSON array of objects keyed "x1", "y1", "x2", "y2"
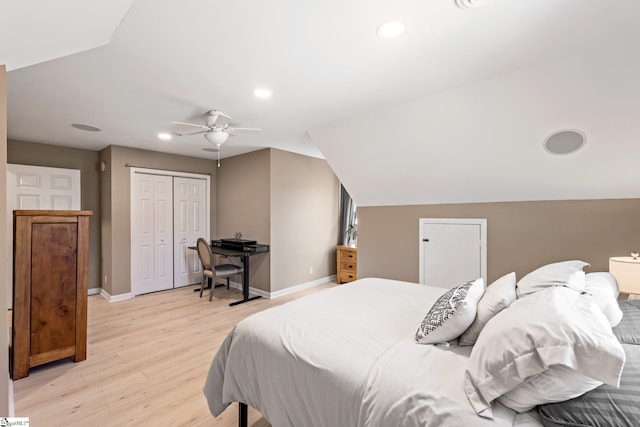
[
  {"x1": 309, "y1": 267, "x2": 314, "y2": 274},
  {"x1": 104, "y1": 274, "x2": 107, "y2": 284}
]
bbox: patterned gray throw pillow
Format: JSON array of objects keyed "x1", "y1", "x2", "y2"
[{"x1": 415, "y1": 279, "x2": 484, "y2": 344}]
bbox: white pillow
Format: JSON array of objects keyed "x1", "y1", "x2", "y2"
[
  {"x1": 464, "y1": 286, "x2": 624, "y2": 419},
  {"x1": 459, "y1": 272, "x2": 516, "y2": 346},
  {"x1": 415, "y1": 278, "x2": 484, "y2": 344},
  {"x1": 516, "y1": 260, "x2": 590, "y2": 298},
  {"x1": 585, "y1": 272, "x2": 623, "y2": 327},
  {"x1": 497, "y1": 365, "x2": 602, "y2": 412}
]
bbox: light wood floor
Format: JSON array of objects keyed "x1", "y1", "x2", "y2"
[{"x1": 12, "y1": 281, "x2": 337, "y2": 426}]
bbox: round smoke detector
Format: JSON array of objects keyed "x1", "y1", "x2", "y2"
[{"x1": 543, "y1": 130, "x2": 586, "y2": 155}]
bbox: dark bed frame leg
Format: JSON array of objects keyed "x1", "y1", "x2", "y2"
[{"x1": 239, "y1": 402, "x2": 248, "y2": 427}]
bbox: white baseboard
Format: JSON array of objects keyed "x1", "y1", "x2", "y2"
[
  {"x1": 99, "y1": 289, "x2": 135, "y2": 302},
  {"x1": 227, "y1": 280, "x2": 263, "y2": 296},
  {"x1": 228, "y1": 281, "x2": 270, "y2": 298},
  {"x1": 270, "y1": 275, "x2": 336, "y2": 298},
  {"x1": 96, "y1": 275, "x2": 337, "y2": 303},
  {"x1": 228, "y1": 275, "x2": 336, "y2": 299}
]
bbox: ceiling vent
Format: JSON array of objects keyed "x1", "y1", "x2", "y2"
[
  {"x1": 544, "y1": 130, "x2": 586, "y2": 155},
  {"x1": 455, "y1": 0, "x2": 488, "y2": 9}
]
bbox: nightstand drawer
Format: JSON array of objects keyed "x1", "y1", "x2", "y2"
[
  {"x1": 339, "y1": 249, "x2": 357, "y2": 262},
  {"x1": 340, "y1": 261, "x2": 356, "y2": 271},
  {"x1": 339, "y1": 271, "x2": 357, "y2": 283}
]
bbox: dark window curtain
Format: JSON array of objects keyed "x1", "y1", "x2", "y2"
[{"x1": 339, "y1": 184, "x2": 357, "y2": 246}]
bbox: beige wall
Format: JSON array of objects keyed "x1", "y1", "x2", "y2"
[
  {"x1": 216, "y1": 149, "x2": 271, "y2": 292},
  {"x1": 216, "y1": 148, "x2": 340, "y2": 293},
  {"x1": 8, "y1": 140, "x2": 102, "y2": 290},
  {"x1": 270, "y1": 149, "x2": 340, "y2": 292},
  {"x1": 1, "y1": 65, "x2": 10, "y2": 416},
  {"x1": 358, "y1": 199, "x2": 640, "y2": 284},
  {"x1": 100, "y1": 145, "x2": 217, "y2": 297},
  {"x1": 99, "y1": 147, "x2": 113, "y2": 294}
]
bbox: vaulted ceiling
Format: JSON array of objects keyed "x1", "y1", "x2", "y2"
[{"x1": 4, "y1": 0, "x2": 640, "y2": 206}]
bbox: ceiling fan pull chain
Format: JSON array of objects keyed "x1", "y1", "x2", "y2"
[{"x1": 217, "y1": 144, "x2": 221, "y2": 167}]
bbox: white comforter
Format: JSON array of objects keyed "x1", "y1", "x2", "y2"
[{"x1": 204, "y1": 278, "x2": 541, "y2": 427}]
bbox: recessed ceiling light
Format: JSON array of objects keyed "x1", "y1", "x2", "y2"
[
  {"x1": 254, "y1": 88, "x2": 272, "y2": 99},
  {"x1": 376, "y1": 21, "x2": 405, "y2": 38},
  {"x1": 158, "y1": 132, "x2": 172, "y2": 141},
  {"x1": 71, "y1": 123, "x2": 101, "y2": 132}
]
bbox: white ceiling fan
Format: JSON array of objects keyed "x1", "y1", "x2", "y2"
[{"x1": 171, "y1": 110, "x2": 261, "y2": 165}]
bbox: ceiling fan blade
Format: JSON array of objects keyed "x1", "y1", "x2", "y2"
[
  {"x1": 174, "y1": 130, "x2": 208, "y2": 136},
  {"x1": 202, "y1": 147, "x2": 219, "y2": 153},
  {"x1": 227, "y1": 127, "x2": 262, "y2": 135},
  {"x1": 209, "y1": 110, "x2": 232, "y2": 120},
  {"x1": 169, "y1": 121, "x2": 210, "y2": 130}
]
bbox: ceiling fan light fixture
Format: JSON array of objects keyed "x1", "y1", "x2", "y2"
[
  {"x1": 376, "y1": 21, "x2": 405, "y2": 38},
  {"x1": 455, "y1": 0, "x2": 488, "y2": 9},
  {"x1": 204, "y1": 131, "x2": 229, "y2": 145},
  {"x1": 254, "y1": 87, "x2": 272, "y2": 99}
]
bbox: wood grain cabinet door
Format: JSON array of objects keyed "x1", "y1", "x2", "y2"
[
  {"x1": 12, "y1": 210, "x2": 91, "y2": 380},
  {"x1": 29, "y1": 222, "x2": 78, "y2": 365}
]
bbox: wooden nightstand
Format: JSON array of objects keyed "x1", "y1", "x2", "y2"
[{"x1": 336, "y1": 245, "x2": 357, "y2": 284}]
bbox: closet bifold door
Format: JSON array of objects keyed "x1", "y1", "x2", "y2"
[{"x1": 12, "y1": 210, "x2": 92, "y2": 380}]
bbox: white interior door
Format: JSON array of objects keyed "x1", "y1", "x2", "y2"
[
  {"x1": 6, "y1": 164, "x2": 81, "y2": 308},
  {"x1": 131, "y1": 173, "x2": 174, "y2": 295},
  {"x1": 419, "y1": 218, "x2": 487, "y2": 289},
  {"x1": 173, "y1": 177, "x2": 206, "y2": 287}
]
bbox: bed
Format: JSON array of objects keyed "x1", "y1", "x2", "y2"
[{"x1": 204, "y1": 264, "x2": 635, "y2": 427}]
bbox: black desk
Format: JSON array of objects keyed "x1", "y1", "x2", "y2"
[{"x1": 190, "y1": 244, "x2": 269, "y2": 306}]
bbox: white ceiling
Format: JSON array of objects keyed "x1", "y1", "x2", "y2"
[
  {"x1": 0, "y1": 0, "x2": 135, "y2": 71},
  {"x1": 5, "y1": 0, "x2": 640, "y2": 206}
]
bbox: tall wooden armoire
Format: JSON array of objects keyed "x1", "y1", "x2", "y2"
[{"x1": 12, "y1": 210, "x2": 92, "y2": 380}]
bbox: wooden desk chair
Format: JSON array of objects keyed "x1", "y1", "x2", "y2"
[{"x1": 196, "y1": 238, "x2": 244, "y2": 301}]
